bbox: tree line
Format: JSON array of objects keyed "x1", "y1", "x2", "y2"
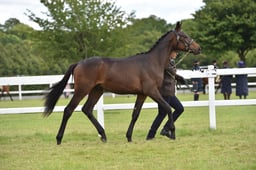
[{"x1": 0, "y1": 0, "x2": 255, "y2": 77}]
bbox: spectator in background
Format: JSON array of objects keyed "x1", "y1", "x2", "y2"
[
  {"x1": 202, "y1": 60, "x2": 219, "y2": 94},
  {"x1": 212, "y1": 60, "x2": 221, "y2": 93},
  {"x1": 212, "y1": 60, "x2": 218, "y2": 69},
  {"x1": 235, "y1": 60, "x2": 248, "y2": 99},
  {"x1": 220, "y1": 61, "x2": 232, "y2": 100},
  {"x1": 191, "y1": 60, "x2": 203, "y2": 100}
]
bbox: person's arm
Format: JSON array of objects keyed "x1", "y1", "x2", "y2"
[
  {"x1": 176, "y1": 74, "x2": 191, "y2": 90},
  {"x1": 175, "y1": 74, "x2": 186, "y2": 84}
]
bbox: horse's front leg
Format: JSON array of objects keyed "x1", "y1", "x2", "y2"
[{"x1": 126, "y1": 94, "x2": 146, "y2": 142}]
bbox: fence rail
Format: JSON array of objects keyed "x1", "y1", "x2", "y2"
[
  {"x1": 1, "y1": 67, "x2": 256, "y2": 100},
  {"x1": 1, "y1": 66, "x2": 256, "y2": 129},
  {"x1": 1, "y1": 99, "x2": 255, "y2": 114},
  {"x1": 4, "y1": 82, "x2": 256, "y2": 95}
]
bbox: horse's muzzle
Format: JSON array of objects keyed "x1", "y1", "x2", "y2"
[{"x1": 191, "y1": 47, "x2": 201, "y2": 55}]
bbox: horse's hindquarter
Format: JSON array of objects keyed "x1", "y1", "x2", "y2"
[
  {"x1": 73, "y1": 58, "x2": 140, "y2": 94},
  {"x1": 73, "y1": 58, "x2": 105, "y2": 93}
]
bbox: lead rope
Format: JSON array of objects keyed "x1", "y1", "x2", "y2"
[
  {"x1": 174, "y1": 51, "x2": 190, "y2": 66},
  {"x1": 173, "y1": 51, "x2": 191, "y2": 90}
]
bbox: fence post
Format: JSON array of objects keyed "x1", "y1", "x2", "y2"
[
  {"x1": 96, "y1": 95, "x2": 104, "y2": 129},
  {"x1": 18, "y1": 84, "x2": 22, "y2": 100},
  {"x1": 208, "y1": 65, "x2": 216, "y2": 129}
]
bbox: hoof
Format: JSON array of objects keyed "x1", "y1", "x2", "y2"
[
  {"x1": 170, "y1": 130, "x2": 176, "y2": 140},
  {"x1": 160, "y1": 129, "x2": 176, "y2": 140},
  {"x1": 170, "y1": 134, "x2": 176, "y2": 140},
  {"x1": 101, "y1": 137, "x2": 107, "y2": 143},
  {"x1": 146, "y1": 136, "x2": 155, "y2": 141},
  {"x1": 127, "y1": 138, "x2": 132, "y2": 142},
  {"x1": 56, "y1": 136, "x2": 62, "y2": 145}
]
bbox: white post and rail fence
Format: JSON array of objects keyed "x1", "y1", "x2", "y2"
[{"x1": 1, "y1": 67, "x2": 256, "y2": 129}]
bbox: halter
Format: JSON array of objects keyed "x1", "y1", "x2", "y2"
[
  {"x1": 174, "y1": 31, "x2": 194, "y2": 66},
  {"x1": 174, "y1": 51, "x2": 190, "y2": 66},
  {"x1": 175, "y1": 31, "x2": 194, "y2": 52}
]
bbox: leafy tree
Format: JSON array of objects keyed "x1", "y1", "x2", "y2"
[
  {"x1": 177, "y1": 19, "x2": 208, "y2": 69},
  {"x1": 193, "y1": 0, "x2": 256, "y2": 62},
  {"x1": 26, "y1": 0, "x2": 133, "y2": 62},
  {"x1": 0, "y1": 33, "x2": 21, "y2": 44},
  {"x1": 111, "y1": 15, "x2": 171, "y2": 57},
  {"x1": 0, "y1": 18, "x2": 20, "y2": 31},
  {"x1": 7, "y1": 24, "x2": 34, "y2": 40},
  {"x1": 0, "y1": 41, "x2": 50, "y2": 76},
  {"x1": 0, "y1": 19, "x2": 51, "y2": 76},
  {"x1": 129, "y1": 15, "x2": 171, "y2": 33}
]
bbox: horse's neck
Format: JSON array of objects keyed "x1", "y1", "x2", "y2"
[
  {"x1": 149, "y1": 47, "x2": 173, "y2": 69},
  {"x1": 148, "y1": 33, "x2": 176, "y2": 69}
]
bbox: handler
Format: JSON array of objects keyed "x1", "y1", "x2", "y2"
[{"x1": 146, "y1": 51, "x2": 185, "y2": 140}]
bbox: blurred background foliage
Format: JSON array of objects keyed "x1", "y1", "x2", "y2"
[{"x1": 0, "y1": 0, "x2": 255, "y2": 76}]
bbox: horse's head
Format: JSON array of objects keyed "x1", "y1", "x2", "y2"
[{"x1": 173, "y1": 22, "x2": 201, "y2": 55}]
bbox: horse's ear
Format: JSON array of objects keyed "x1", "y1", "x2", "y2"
[{"x1": 175, "y1": 21, "x2": 182, "y2": 32}]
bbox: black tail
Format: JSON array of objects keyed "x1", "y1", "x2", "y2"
[{"x1": 43, "y1": 63, "x2": 78, "y2": 117}]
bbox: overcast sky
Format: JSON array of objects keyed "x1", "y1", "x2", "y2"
[{"x1": 0, "y1": 0, "x2": 205, "y2": 30}]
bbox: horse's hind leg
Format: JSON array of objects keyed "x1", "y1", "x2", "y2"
[
  {"x1": 81, "y1": 86, "x2": 106, "y2": 142},
  {"x1": 126, "y1": 94, "x2": 146, "y2": 142},
  {"x1": 7, "y1": 92, "x2": 13, "y2": 101},
  {"x1": 56, "y1": 92, "x2": 85, "y2": 145}
]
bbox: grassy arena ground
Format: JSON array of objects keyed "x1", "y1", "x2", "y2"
[{"x1": 0, "y1": 92, "x2": 255, "y2": 170}]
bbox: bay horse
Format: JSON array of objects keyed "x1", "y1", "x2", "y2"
[
  {"x1": 44, "y1": 22, "x2": 201, "y2": 145},
  {"x1": 0, "y1": 85, "x2": 13, "y2": 101}
]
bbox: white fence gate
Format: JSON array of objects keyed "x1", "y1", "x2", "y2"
[{"x1": 1, "y1": 67, "x2": 256, "y2": 129}]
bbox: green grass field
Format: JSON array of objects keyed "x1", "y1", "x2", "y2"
[{"x1": 0, "y1": 92, "x2": 255, "y2": 170}]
